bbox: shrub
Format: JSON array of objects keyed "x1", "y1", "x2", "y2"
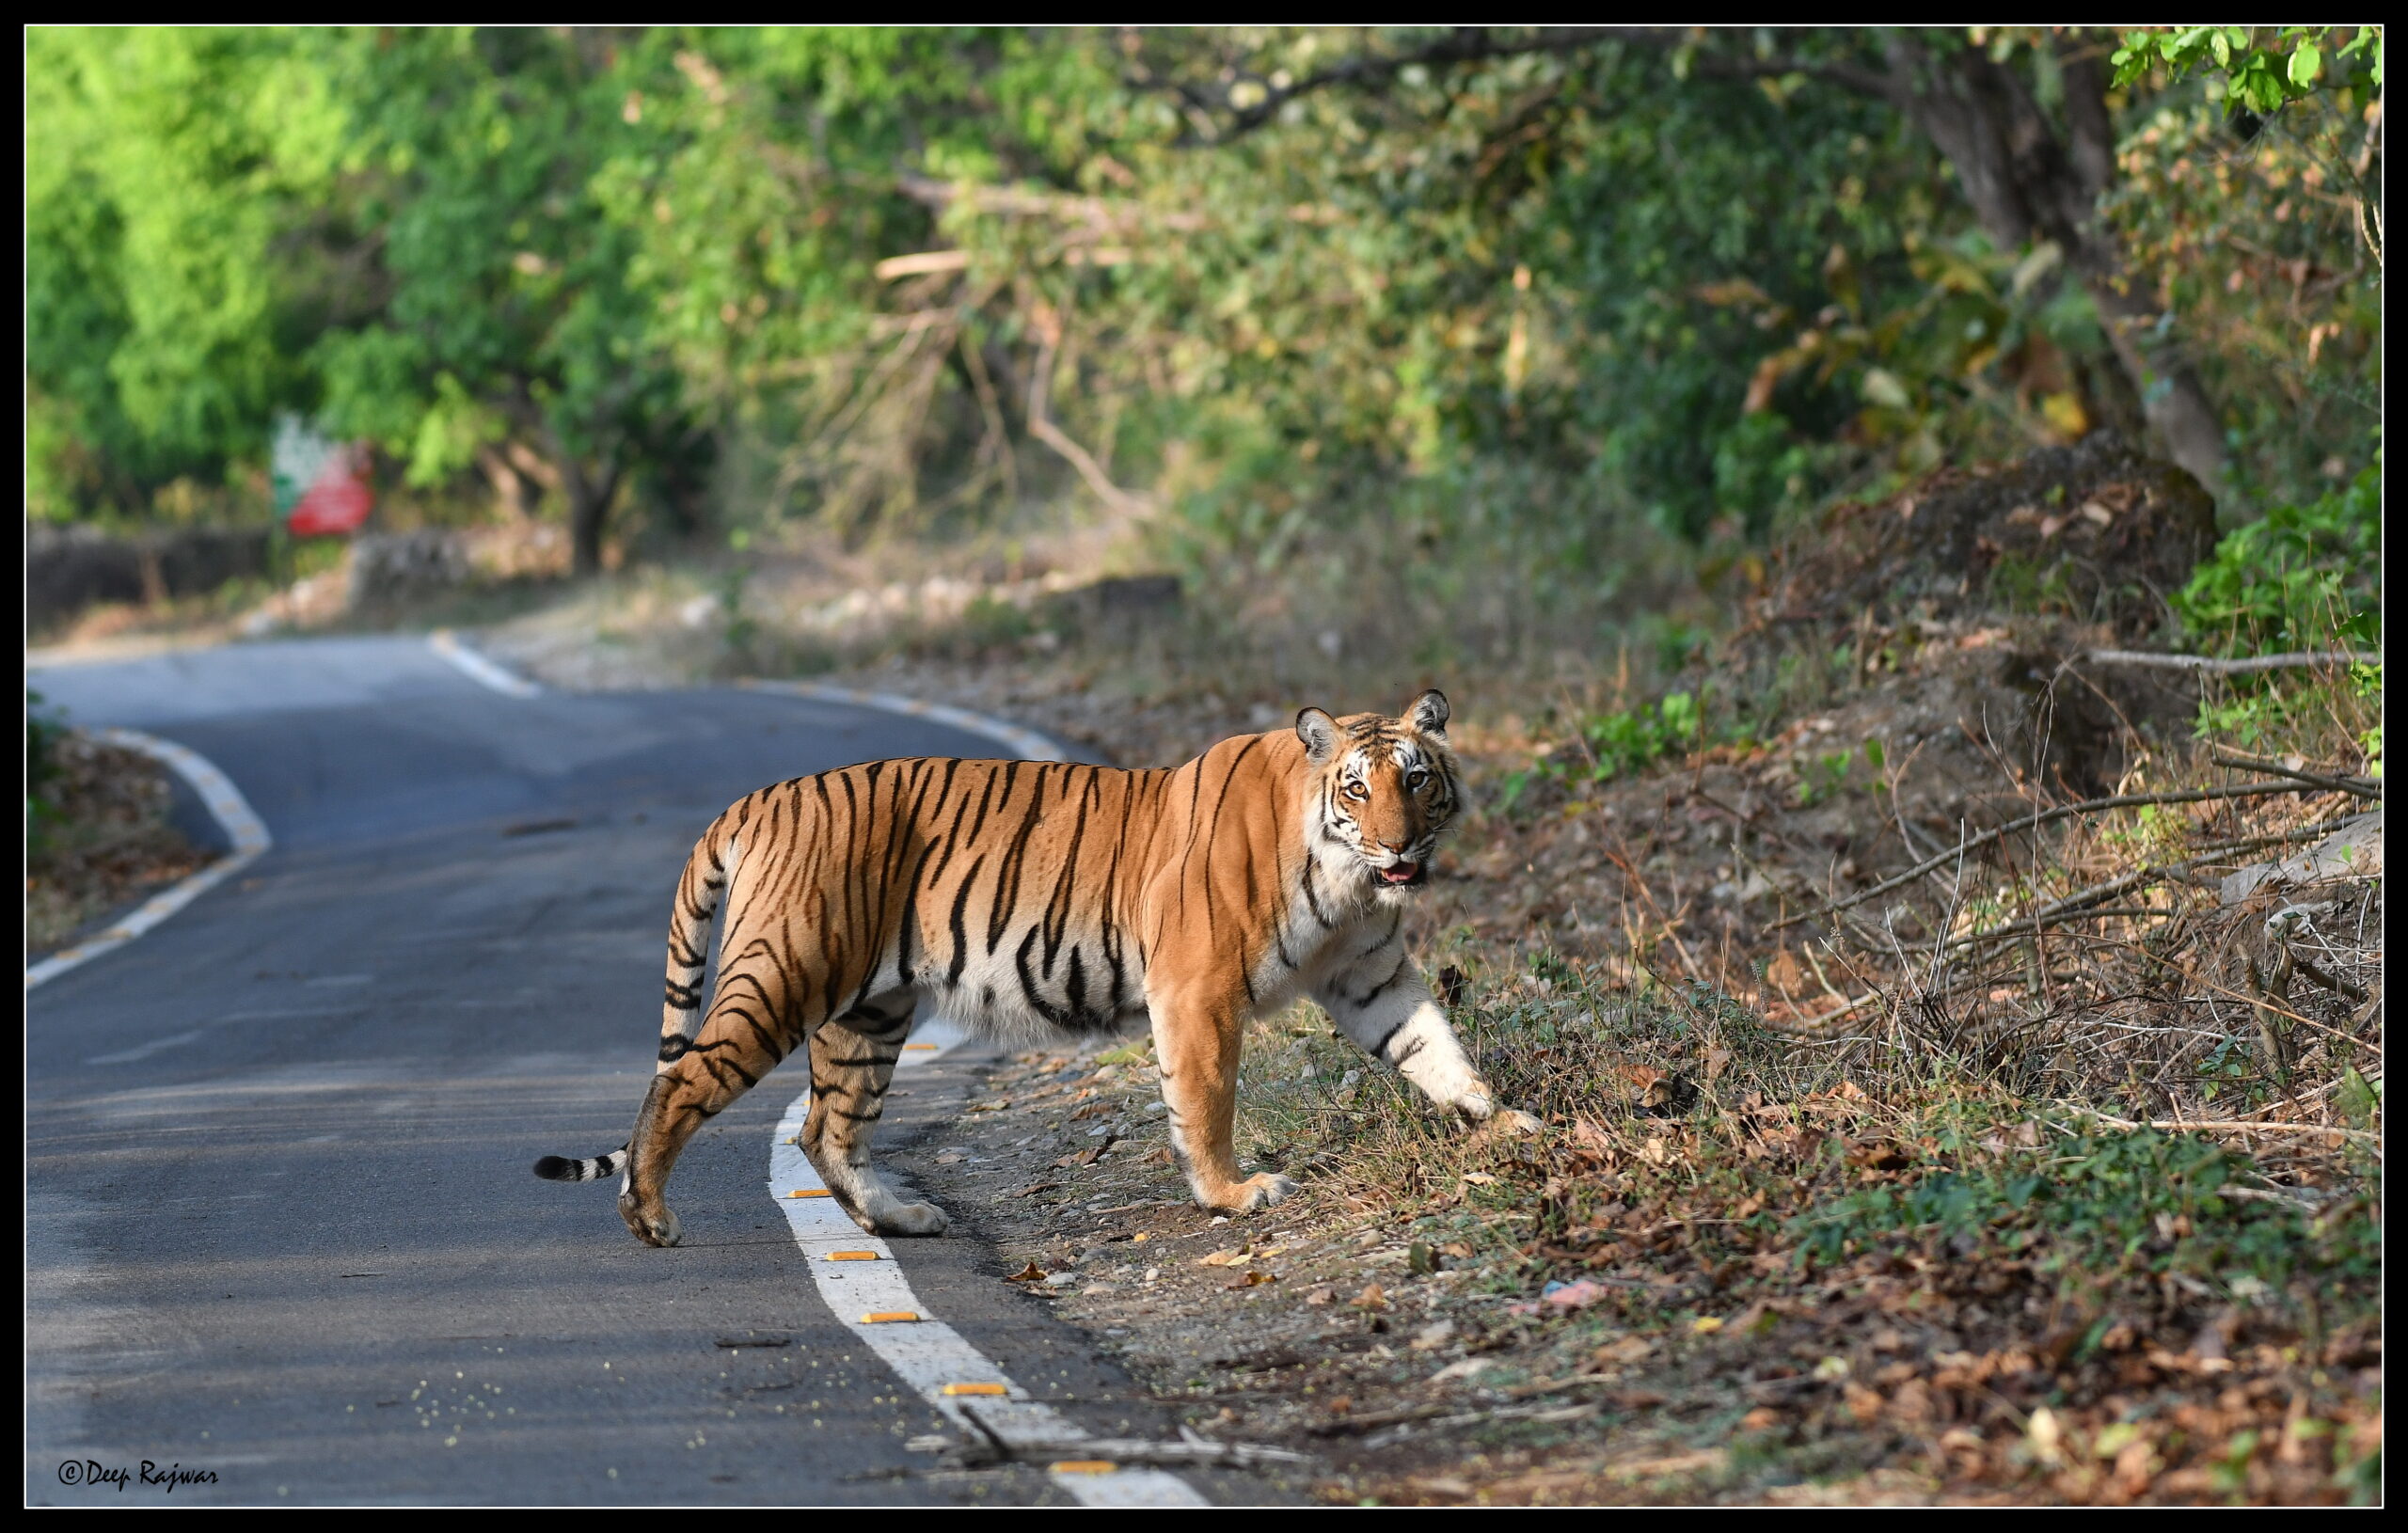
[{"x1": 2173, "y1": 464, "x2": 2382, "y2": 655}]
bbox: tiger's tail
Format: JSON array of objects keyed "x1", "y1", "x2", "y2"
[
  {"x1": 533, "y1": 1146, "x2": 628, "y2": 1182},
  {"x1": 531, "y1": 815, "x2": 743, "y2": 1187}
]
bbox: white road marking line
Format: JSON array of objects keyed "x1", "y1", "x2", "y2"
[
  {"x1": 427, "y1": 630, "x2": 543, "y2": 697},
  {"x1": 770, "y1": 1019, "x2": 1207, "y2": 1507},
  {"x1": 737, "y1": 679, "x2": 1071, "y2": 764},
  {"x1": 26, "y1": 728, "x2": 272, "y2": 991},
  {"x1": 86, "y1": 1026, "x2": 214, "y2": 1066}
]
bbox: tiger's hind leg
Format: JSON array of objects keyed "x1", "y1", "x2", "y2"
[
  {"x1": 802, "y1": 991, "x2": 948, "y2": 1237},
  {"x1": 619, "y1": 947, "x2": 804, "y2": 1248}
]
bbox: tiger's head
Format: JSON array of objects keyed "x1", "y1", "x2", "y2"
[{"x1": 1295, "y1": 689, "x2": 1462, "y2": 896}]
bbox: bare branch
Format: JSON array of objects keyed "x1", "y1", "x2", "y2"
[
  {"x1": 1023, "y1": 309, "x2": 1153, "y2": 521},
  {"x1": 2207, "y1": 747, "x2": 2384, "y2": 799},
  {"x1": 1770, "y1": 779, "x2": 2343, "y2": 932},
  {"x1": 2084, "y1": 647, "x2": 2383, "y2": 674},
  {"x1": 1133, "y1": 27, "x2": 1898, "y2": 145}
]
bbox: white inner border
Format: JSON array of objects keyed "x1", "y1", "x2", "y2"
[{"x1": 25, "y1": 728, "x2": 272, "y2": 991}]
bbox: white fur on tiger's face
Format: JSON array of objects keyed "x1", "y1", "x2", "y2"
[{"x1": 534, "y1": 689, "x2": 1534, "y2": 1248}]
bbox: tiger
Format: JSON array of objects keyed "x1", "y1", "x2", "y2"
[{"x1": 535, "y1": 688, "x2": 1536, "y2": 1247}]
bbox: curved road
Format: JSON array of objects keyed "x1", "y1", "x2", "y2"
[{"x1": 26, "y1": 638, "x2": 1253, "y2": 1506}]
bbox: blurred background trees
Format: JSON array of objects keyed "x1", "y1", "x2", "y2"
[{"x1": 24, "y1": 26, "x2": 2383, "y2": 586}]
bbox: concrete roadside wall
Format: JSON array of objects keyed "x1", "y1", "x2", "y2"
[{"x1": 26, "y1": 524, "x2": 272, "y2": 634}]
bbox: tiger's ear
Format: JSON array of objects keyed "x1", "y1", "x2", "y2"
[
  {"x1": 1294, "y1": 707, "x2": 1339, "y2": 765},
  {"x1": 1407, "y1": 688, "x2": 1450, "y2": 737}
]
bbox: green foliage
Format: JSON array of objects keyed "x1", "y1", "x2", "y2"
[
  {"x1": 2113, "y1": 27, "x2": 2382, "y2": 116},
  {"x1": 1793, "y1": 749, "x2": 1855, "y2": 808},
  {"x1": 1788, "y1": 1121, "x2": 2378, "y2": 1310},
  {"x1": 2173, "y1": 464, "x2": 2382, "y2": 654},
  {"x1": 23, "y1": 24, "x2": 2385, "y2": 594},
  {"x1": 1499, "y1": 690, "x2": 1702, "y2": 813}
]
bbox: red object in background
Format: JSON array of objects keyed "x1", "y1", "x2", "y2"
[{"x1": 286, "y1": 448, "x2": 375, "y2": 535}]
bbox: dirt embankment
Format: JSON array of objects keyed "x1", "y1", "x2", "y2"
[{"x1": 26, "y1": 729, "x2": 213, "y2": 959}]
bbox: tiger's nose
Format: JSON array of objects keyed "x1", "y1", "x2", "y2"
[{"x1": 1380, "y1": 839, "x2": 1412, "y2": 854}]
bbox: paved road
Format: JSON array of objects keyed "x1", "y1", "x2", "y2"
[{"x1": 26, "y1": 638, "x2": 1242, "y2": 1506}]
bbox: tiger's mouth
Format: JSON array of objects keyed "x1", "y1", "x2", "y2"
[{"x1": 1377, "y1": 860, "x2": 1426, "y2": 887}]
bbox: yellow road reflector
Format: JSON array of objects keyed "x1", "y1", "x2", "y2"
[
  {"x1": 902, "y1": 1042, "x2": 940, "y2": 1051},
  {"x1": 860, "y1": 1311, "x2": 921, "y2": 1324},
  {"x1": 826, "y1": 1250, "x2": 880, "y2": 1261},
  {"x1": 787, "y1": 1188, "x2": 831, "y2": 1198},
  {"x1": 942, "y1": 1383, "x2": 1008, "y2": 1397},
  {"x1": 1050, "y1": 1461, "x2": 1119, "y2": 1475}
]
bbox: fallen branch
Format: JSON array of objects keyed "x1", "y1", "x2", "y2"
[
  {"x1": 2209, "y1": 747, "x2": 2384, "y2": 799},
  {"x1": 924, "y1": 1412, "x2": 1312, "y2": 1469},
  {"x1": 1771, "y1": 780, "x2": 2322, "y2": 932},
  {"x1": 1938, "y1": 846, "x2": 2258, "y2": 955},
  {"x1": 2083, "y1": 648, "x2": 2381, "y2": 674},
  {"x1": 2072, "y1": 1109, "x2": 2378, "y2": 1145}
]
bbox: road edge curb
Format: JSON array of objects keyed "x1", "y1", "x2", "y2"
[{"x1": 25, "y1": 729, "x2": 273, "y2": 991}]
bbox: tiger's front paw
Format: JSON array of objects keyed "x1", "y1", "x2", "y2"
[
  {"x1": 1466, "y1": 1107, "x2": 1545, "y2": 1144},
  {"x1": 1234, "y1": 1171, "x2": 1297, "y2": 1211}
]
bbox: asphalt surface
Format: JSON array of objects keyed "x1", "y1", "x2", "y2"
[{"x1": 25, "y1": 637, "x2": 1254, "y2": 1506}]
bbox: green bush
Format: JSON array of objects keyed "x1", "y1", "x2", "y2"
[
  {"x1": 1787, "y1": 1122, "x2": 2379, "y2": 1317},
  {"x1": 2173, "y1": 464, "x2": 2382, "y2": 655},
  {"x1": 1497, "y1": 690, "x2": 1703, "y2": 814}
]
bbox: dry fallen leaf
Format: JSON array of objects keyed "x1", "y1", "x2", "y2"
[
  {"x1": 1003, "y1": 1262, "x2": 1047, "y2": 1284},
  {"x1": 1226, "y1": 1269, "x2": 1275, "y2": 1288},
  {"x1": 1846, "y1": 1138, "x2": 1911, "y2": 1172},
  {"x1": 1592, "y1": 1335, "x2": 1654, "y2": 1367},
  {"x1": 1461, "y1": 1172, "x2": 1498, "y2": 1187},
  {"x1": 1011, "y1": 1181, "x2": 1059, "y2": 1198},
  {"x1": 1304, "y1": 1284, "x2": 1337, "y2": 1306},
  {"x1": 1196, "y1": 1246, "x2": 1248, "y2": 1267},
  {"x1": 1352, "y1": 1283, "x2": 1388, "y2": 1311}
]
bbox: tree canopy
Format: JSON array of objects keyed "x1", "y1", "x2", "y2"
[{"x1": 24, "y1": 26, "x2": 2383, "y2": 574}]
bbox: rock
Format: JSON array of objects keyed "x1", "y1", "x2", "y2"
[
  {"x1": 1410, "y1": 1320, "x2": 1456, "y2": 1351},
  {"x1": 346, "y1": 530, "x2": 469, "y2": 610}
]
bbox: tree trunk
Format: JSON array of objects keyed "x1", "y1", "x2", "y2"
[
  {"x1": 1879, "y1": 33, "x2": 2230, "y2": 508},
  {"x1": 561, "y1": 455, "x2": 624, "y2": 578}
]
